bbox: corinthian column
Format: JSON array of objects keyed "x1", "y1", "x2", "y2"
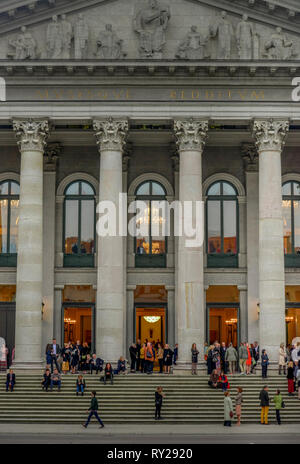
[
  {"x1": 93, "y1": 118, "x2": 128, "y2": 363},
  {"x1": 174, "y1": 119, "x2": 208, "y2": 369},
  {"x1": 13, "y1": 119, "x2": 50, "y2": 367},
  {"x1": 252, "y1": 119, "x2": 289, "y2": 363}
]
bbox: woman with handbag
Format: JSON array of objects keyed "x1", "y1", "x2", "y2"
[
  {"x1": 224, "y1": 391, "x2": 234, "y2": 427},
  {"x1": 235, "y1": 386, "x2": 243, "y2": 426}
]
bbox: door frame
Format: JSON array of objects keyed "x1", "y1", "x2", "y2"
[
  {"x1": 285, "y1": 303, "x2": 300, "y2": 343},
  {"x1": 134, "y1": 303, "x2": 168, "y2": 345},
  {"x1": 206, "y1": 303, "x2": 240, "y2": 347},
  {"x1": 0, "y1": 302, "x2": 15, "y2": 366},
  {"x1": 61, "y1": 302, "x2": 95, "y2": 352}
]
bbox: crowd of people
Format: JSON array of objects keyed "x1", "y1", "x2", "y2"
[{"x1": 2, "y1": 336, "x2": 300, "y2": 426}]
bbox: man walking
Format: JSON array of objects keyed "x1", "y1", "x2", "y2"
[
  {"x1": 238, "y1": 342, "x2": 248, "y2": 374},
  {"x1": 83, "y1": 391, "x2": 105, "y2": 429},
  {"x1": 259, "y1": 385, "x2": 270, "y2": 425}
]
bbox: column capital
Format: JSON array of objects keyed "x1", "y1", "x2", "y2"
[
  {"x1": 241, "y1": 142, "x2": 258, "y2": 172},
  {"x1": 44, "y1": 142, "x2": 62, "y2": 172},
  {"x1": 251, "y1": 119, "x2": 289, "y2": 153},
  {"x1": 93, "y1": 117, "x2": 129, "y2": 152},
  {"x1": 174, "y1": 119, "x2": 209, "y2": 152},
  {"x1": 12, "y1": 119, "x2": 50, "y2": 153}
]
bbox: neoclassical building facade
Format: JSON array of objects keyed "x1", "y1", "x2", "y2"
[{"x1": 0, "y1": 0, "x2": 300, "y2": 370}]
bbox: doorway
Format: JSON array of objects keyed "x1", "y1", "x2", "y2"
[
  {"x1": 62, "y1": 303, "x2": 95, "y2": 352},
  {"x1": 136, "y1": 307, "x2": 166, "y2": 346},
  {"x1": 207, "y1": 304, "x2": 240, "y2": 347},
  {"x1": 286, "y1": 305, "x2": 300, "y2": 345}
]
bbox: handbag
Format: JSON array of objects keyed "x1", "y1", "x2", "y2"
[
  {"x1": 230, "y1": 411, "x2": 234, "y2": 418},
  {"x1": 282, "y1": 401, "x2": 285, "y2": 409}
]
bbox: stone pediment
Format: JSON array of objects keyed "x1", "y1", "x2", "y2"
[{"x1": 1, "y1": 0, "x2": 300, "y2": 62}]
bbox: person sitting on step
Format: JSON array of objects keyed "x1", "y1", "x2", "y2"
[
  {"x1": 42, "y1": 368, "x2": 51, "y2": 392},
  {"x1": 50, "y1": 368, "x2": 61, "y2": 392},
  {"x1": 103, "y1": 363, "x2": 113, "y2": 385},
  {"x1": 116, "y1": 356, "x2": 127, "y2": 375},
  {"x1": 76, "y1": 374, "x2": 86, "y2": 396}
]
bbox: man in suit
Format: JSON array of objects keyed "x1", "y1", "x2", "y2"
[
  {"x1": 6, "y1": 369, "x2": 16, "y2": 392},
  {"x1": 46, "y1": 338, "x2": 61, "y2": 373},
  {"x1": 220, "y1": 342, "x2": 228, "y2": 374}
]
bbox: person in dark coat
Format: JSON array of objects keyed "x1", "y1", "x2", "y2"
[
  {"x1": 82, "y1": 391, "x2": 104, "y2": 428},
  {"x1": 41, "y1": 369, "x2": 51, "y2": 392},
  {"x1": 259, "y1": 385, "x2": 270, "y2": 424},
  {"x1": 89, "y1": 354, "x2": 104, "y2": 374},
  {"x1": 76, "y1": 375, "x2": 86, "y2": 396},
  {"x1": 103, "y1": 363, "x2": 113, "y2": 384},
  {"x1": 191, "y1": 343, "x2": 199, "y2": 375},
  {"x1": 116, "y1": 357, "x2": 126, "y2": 375},
  {"x1": 261, "y1": 349, "x2": 269, "y2": 378},
  {"x1": 155, "y1": 386, "x2": 165, "y2": 420},
  {"x1": 163, "y1": 344, "x2": 173, "y2": 374},
  {"x1": 207, "y1": 345, "x2": 214, "y2": 374},
  {"x1": 6, "y1": 369, "x2": 16, "y2": 392},
  {"x1": 129, "y1": 343, "x2": 137, "y2": 372},
  {"x1": 220, "y1": 342, "x2": 228, "y2": 374},
  {"x1": 173, "y1": 344, "x2": 178, "y2": 365},
  {"x1": 136, "y1": 339, "x2": 141, "y2": 372}
]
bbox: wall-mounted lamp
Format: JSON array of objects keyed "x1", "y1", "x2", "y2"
[{"x1": 257, "y1": 303, "x2": 260, "y2": 317}]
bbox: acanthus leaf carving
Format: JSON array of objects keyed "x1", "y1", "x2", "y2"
[
  {"x1": 174, "y1": 119, "x2": 209, "y2": 152},
  {"x1": 13, "y1": 119, "x2": 50, "y2": 152},
  {"x1": 252, "y1": 119, "x2": 289, "y2": 152},
  {"x1": 93, "y1": 118, "x2": 129, "y2": 152}
]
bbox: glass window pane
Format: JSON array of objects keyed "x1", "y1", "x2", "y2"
[
  {"x1": 294, "y1": 201, "x2": 300, "y2": 254},
  {"x1": 65, "y1": 200, "x2": 79, "y2": 254},
  {"x1": 0, "y1": 182, "x2": 8, "y2": 195},
  {"x1": 207, "y1": 201, "x2": 221, "y2": 253},
  {"x1": 80, "y1": 200, "x2": 95, "y2": 254},
  {"x1": 0, "y1": 199, "x2": 8, "y2": 253},
  {"x1": 136, "y1": 182, "x2": 150, "y2": 196},
  {"x1": 152, "y1": 182, "x2": 165, "y2": 196},
  {"x1": 283, "y1": 199, "x2": 292, "y2": 254},
  {"x1": 223, "y1": 182, "x2": 236, "y2": 196},
  {"x1": 10, "y1": 182, "x2": 20, "y2": 195},
  {"x1": 151, "y1": 202, "x2": 166, "y2": 254},
  {"x1": 66, "y1": 182, "x2": 80, "y2": 196},
  {"x1": 9, "y1": 199, "x2": 19, "y2": 253},
  {"x1": 223, "y1": 201, "x2": 237, "y2": 253},
  {"x1": 136, "y1": 200, "x2": 150, "y2": 254},
  {"x1": 294, "y1": 183, "x2": 300, "y2": 197},
  {"x1": 207, "y1": 183, "x2": 221, "y2": 196},
  {"x1": 81, "y1": 182, "x2": 94, "y2": 196},
  {"x1": 282, "y1": 182, "x2": 291, "y2": 196}
]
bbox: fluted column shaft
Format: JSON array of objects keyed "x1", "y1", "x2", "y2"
[
  {"x1": 94, "y1": 118, "x2": 128, "y2": 363},
  {"x1": 13, "y1": 119, "x2": 50, "y2": 366},
  {"x1": 252, "y1": 119, "x2": 289, "y2": 362},
  {"x1": 174, "y1": 119, "x2": 208, "y2": 366}
]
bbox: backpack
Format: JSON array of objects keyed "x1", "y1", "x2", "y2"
[{"x1": 146, "y1": 350, "x2": 152, "y2": 359}]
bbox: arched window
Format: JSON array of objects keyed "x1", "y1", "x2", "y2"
[
  {"x1": 0, "y1": 180, "x2": 19, "y2": 266},
  {"x1": 135, "y1": 180, "x2": 167, "y2": 268},
  {"x1": 64, "y1": 180, "x2": 96, "y2": 267},
  {"x1": 282, "y1": 181, "x2": 300, "y2": 260},
  {"x1": 206, "y1": 181, "x2": 238, "y2": 267}
]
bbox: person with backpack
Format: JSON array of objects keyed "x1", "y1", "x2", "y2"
[
  {"x1": 273, "y1": 389, "x2": 284, "y2": 425},
  {"x1": 82, "y1": 391, "x2": 104, "y2": 428},
  {"x1": 259, "y1": 385, "x2": 270, "y2": 425},
  {"x1": 154, "y1": 386, "x2": 165, "y2": 420}
]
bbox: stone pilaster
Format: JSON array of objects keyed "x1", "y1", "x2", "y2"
[
  {"x1": 43, "y1": 143, "x2": 61, "y2": 349},
  {"x1": 12, "y1": 119, "x2": 50, "y2": 368},
  {"x1": 252, "y1": 119, "x2": 289, "y2": 363},
  {"x1": 93, "y1": 118, "x2": 129, "y2": 363},
  {"x1": 174, "y1": 119, "x2": 208, "y2": 369}
]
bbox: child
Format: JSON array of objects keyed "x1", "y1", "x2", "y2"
[{"x1": 273, "y1": 389, "x2": 283, "y2": 425}]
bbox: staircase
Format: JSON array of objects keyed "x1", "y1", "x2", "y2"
[{"x1": 0, "y1": 373, "x2": 299, "y2": 424}]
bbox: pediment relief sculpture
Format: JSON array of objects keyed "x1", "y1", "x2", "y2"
[
  {"x1": 176, "y1": 26, "x2": 210, "y2": 60},
  {"x1": 96, "y1": 24, "x2": 126, "y2": 59},
  {"x1": 7, "y1": 26, "x2": 38, "y2": 60},
  {"x1": 209, "y1": 11, "x2": 233, "y2": 60},
  {"x1": 263, "y1": 27, "x2": 297, "y2": 60},
  {"x1": 133, "y1": 0, "x2": 170, "y2": 58}
]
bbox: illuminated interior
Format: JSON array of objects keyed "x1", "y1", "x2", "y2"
[
  {"x1": 0, "y1": 285, "x2": 16, "y2": 302},
  {"x1": 207, "y1": 285, "x2": 239, "y2": 346},
  {"x1": 285, "y1": 285, "x2": 300, "y2": 344}
]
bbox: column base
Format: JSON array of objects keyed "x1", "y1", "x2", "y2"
[{"x1": 12, "y1": 361, "x2": 44, "y2": 373}]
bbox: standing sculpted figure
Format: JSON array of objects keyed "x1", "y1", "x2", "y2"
[
  {"x1": 236, "y1": 14, "x2": 254, "y2": 60},
  {"x1": 47, "y1": 15, "x2": 63, "y2": 58},
  {"x1": 61, "y1": 14, "x2": 73, "y2": 59},
  {"x1": 210, "y1": 10, "x2": 233, "y2": 59},
  {"x1": 74, "y1": 13, "x2": 89, "y2": 59},
  {"x1": 134, "y1": 0, "x2": 170, "y2": 58},
  {"x1": 176, "y1": 26, "x2": 209, "y2": 60},
  {"x1": 96, "y1": 24, "x2": 126, "y2": 59},
  {"x1": 8, "y1": 26, "x2": 37, "y2": 60},
  {"x1": 264, "y1": 27, "x2": 296, "y2": 60}
]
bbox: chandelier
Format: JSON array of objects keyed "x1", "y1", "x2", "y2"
[{"x1": 144, "y1": 316, "x2": 161, "y2": 324}]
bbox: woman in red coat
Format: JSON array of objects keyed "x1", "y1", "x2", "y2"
[{"x1": 245, "y1": 343, "x2": 252, "y2": 375}]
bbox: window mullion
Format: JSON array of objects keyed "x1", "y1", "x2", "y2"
[
  {"x1": 292, "y1": 198, "x2": 295, "y2": 254},
  {"x1": 7, "y1": 196, "x2": 11, "y2": 254},
  {"x1": 149, "y1": 200, "x2": 152, "y2": 255},
  {"x1": 221, "y1": 199, "x2": 224, "y2": 253},
  {"x1": 78, "y1": 199, "x2": 81, "y2": 255}
]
